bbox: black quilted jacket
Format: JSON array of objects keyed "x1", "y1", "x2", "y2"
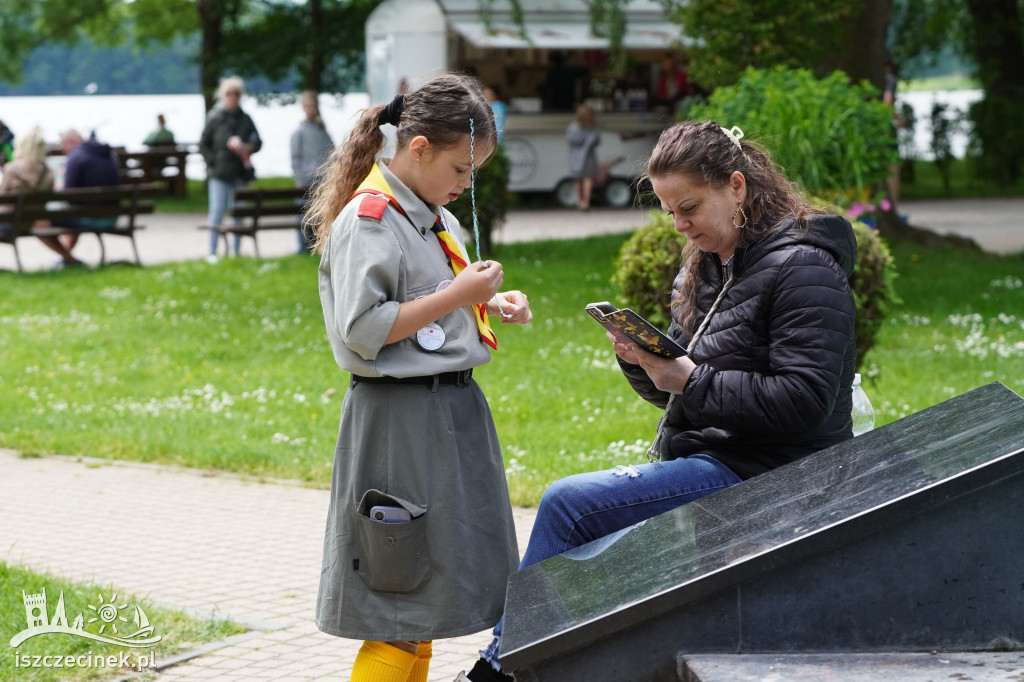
[{"x1": 621, "y1": 214, "x2": 857, "y2": 480}]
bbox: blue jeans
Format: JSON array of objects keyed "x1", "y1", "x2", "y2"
[
  {"x1": 207, "y1": 177, "x2": 244, "y2": 255},
  {"x1": 482, "y1": 454, "x2": 741, "y2": 669}
]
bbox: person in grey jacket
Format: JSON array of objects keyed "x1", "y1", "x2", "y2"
[
  {"x1": 566, "y1": 104, "x2": 600, "y2": 211},
  {"x1": 199, "y1": 76, "x2": 262, "y2": 260},
  {"x1": 461, "y1": 120, "x2": 857, "y2": 682},
  {"x1": 290, "y1": 90, "x2": 333, "y2": 253}
]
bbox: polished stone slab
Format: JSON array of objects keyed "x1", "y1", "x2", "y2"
[
  {"x1": 679, "y1": 652, "x2": 1024, "y2": 682},
  {"x1": 501, "y1": 382, "x2": 1024, "y2": 681}
]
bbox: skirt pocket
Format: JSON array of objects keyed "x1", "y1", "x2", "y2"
[{"x1": 354, "y1": 489, "x2": 431, "y2": 593}]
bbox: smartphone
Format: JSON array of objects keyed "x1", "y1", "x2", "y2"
[{"x1": 370, "y1": 505, "x2": 412, "y2": 523}]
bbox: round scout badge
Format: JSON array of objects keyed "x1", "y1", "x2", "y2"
[{"x1": 417, "y1": 322, "x2": 444, "y2": 350}]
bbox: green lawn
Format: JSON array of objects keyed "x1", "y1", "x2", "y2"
[
  {"x1": 1, "y1": 232, "x2": 1023, "y2": 506},
  {"x1": 901, "y1": 157, "x2": 1024, "y2": 200},
  {"x1": 154, "y1": 178, "x2": 296, "y2": 214},
  {"x1": 1, "y1": 562, "x2": 244, "y2": 681},
  {"x1": 900, "y1": 75, "x2": 980, "y2": 92}
]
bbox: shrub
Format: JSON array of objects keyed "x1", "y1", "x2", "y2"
[
  {"x1": 968, "y1": 91, "x2": 1024, "y2": 186},
  {"x1": 447, "y1": 142, "x2": 511, "y2": 258},
  {"x1": 611, "y1": 211, "x2": 686, "y2": 330},
  {"x1": 688, "y1": 67, "x2": 899, "y2": 201},
  {"x1": 614, "y1": 210, "x2": 899, "y2": 370},
  {"x1": 847, "y1": 219, "x2": 900, "y2": 368}
]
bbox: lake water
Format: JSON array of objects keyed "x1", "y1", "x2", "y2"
[
  {"x1": 898, "y1": 88, "x2": 982, "y2": 160},
  {"x1": 0, "y1": 89, "x2": 979, "y2": 179},
  {"x1": 0, "y1": 92, "x2": 371, "y2": 180}
]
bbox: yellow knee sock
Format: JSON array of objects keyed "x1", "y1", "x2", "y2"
[
  {"x1": 350, "y1": 641, "x2": 418, "y2": 682},
  {"x1": 406, "y1": 641, "x2": 432, "y2": 682}
]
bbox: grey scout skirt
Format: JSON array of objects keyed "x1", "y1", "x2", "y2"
[{"x1": 315, "y1": 377, "x2": 519, "y2": 641}]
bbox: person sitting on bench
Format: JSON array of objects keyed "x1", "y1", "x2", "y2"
[
  {"x1": 49, "y1": 129, "x2": 121, "y2": 266},
  {"x1": 0, "y1": 128, "x2": 80, "y2": 265}
]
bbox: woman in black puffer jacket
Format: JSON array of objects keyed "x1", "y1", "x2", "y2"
[
  {"x1": 461, "y1": 120, "x2": 856, "y2": 682},
  {"x1": 629, "y1": 122, "x2": 857, "y2": 478}
]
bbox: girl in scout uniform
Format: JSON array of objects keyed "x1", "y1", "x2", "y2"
[{"x1": 307, "y1": 73, "x2": 533, "y2": 682}]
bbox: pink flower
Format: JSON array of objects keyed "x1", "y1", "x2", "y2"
[
  {"x1": 880, "y1": 199, "x2": 892, "y2": 212},
  {"x1": 847, "y1": 203, "x2": 865, "y2": 218}
]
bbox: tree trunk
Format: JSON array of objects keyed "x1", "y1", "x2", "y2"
[
  {"x1": 308, "y1": 0, "x2": 324, "y2": 92},
  {"x1": 198, "y1": 0, "x2": 226, "y2": 112},
  {"x1": 964, "y1": 0, "x2": 1024, "y2": 183},
  {"x1": 965, "y1": 0, "x2": 1024, "y2": 95},
  {"x1": 819, "y1": 0, "x2": 893, "y2": 91}
]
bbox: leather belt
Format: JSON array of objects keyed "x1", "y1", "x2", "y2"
[{"x1": 351, "y1": 369, "x2": 473, "y2": 387}]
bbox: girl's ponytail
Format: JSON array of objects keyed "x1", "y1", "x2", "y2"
[{"x1": 308, "y1": 103, "x2": 388, "y2": 253}]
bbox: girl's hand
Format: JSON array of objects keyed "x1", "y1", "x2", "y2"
[
  {"x1": 492, "y1": 290, "x2": 533, "y2": 325},
  {"x1": 448, "y1": 260, "x2": 503, "y2": 307}
]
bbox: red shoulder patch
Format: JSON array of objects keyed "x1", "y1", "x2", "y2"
[{"x1": 357, "y1": 194, "x2": 389, "y2": 220}]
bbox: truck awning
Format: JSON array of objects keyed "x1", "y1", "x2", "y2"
[{"x1": 450, "y1": 19, "x2": 682, "y2": 50}]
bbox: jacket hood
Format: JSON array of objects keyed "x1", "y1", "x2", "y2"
[{"x1": 741, "y1": 214, "x2": 857, "y2": 277}]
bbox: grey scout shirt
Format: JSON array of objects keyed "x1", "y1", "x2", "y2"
[{"x1": 319, "y1": 162, "x2": 492, "y2": 378}]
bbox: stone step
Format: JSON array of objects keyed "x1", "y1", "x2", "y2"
[{"x1": 679, "y1": 651, "x2": 1024, "y2": 682}]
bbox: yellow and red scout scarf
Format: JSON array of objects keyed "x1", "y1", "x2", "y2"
[{"x1": 350, "y1": 163, "x2": 498, "y2": 350}]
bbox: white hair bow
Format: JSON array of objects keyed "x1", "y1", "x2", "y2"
[{"x1": 720, "y1": 125, "x2": 744, "y2": 149}]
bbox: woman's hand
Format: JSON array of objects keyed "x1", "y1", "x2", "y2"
[
  {"x1": 491, "y1": 290, "x2": 533, "y2": 325},
  {"x1": 609, "y1": 331, "x2": 695, "y2": 394},
  {"x1": 448, "y1": 260, "x2": 503, "y2": 307},
  {"x1": 609, "y1": 331, "x2": 641, "y2": 364}
]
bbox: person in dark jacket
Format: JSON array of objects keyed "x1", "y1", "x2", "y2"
[
  {"x1": 49, "y1": 129, "x2": 122, "y2": 267},
  {"x1": 460, "y1": 120, "x2": 857, "y2": 682},
  {"x1": 199, "y1": 75, "x2": 262, "y2": 261}
]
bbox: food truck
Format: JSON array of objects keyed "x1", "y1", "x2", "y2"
[{"x1": 365, "y1": 0, "x2": 687, "y2": 206}]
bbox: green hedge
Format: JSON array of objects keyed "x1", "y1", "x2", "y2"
[{"x1": 613, "y1": 212, "x2": 899, "y2": 370}]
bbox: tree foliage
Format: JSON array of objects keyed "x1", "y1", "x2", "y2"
[
  {"x1": 0, "y1": 0, "x2": 378, "y2": 107},
  {"x1": 0, "y1": 40, "x2": 197, "y2": 96},
  {"x1": 218, "y1": 0, "x2": 378, "y2": 95},
  {"x1": 891, "y1": 0, "x2": 1024, "y2": 184},
  {"x1": 0, "y1": 0, "x2": 125, "y2": 84},
  {"x1": 665, "y1": 0, "x2": 863, "y2": 90},
  {"x1": 888, "y1": 0, "x2": 970, "y2": 74}
]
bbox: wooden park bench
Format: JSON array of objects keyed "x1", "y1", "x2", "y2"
[
  {"x1": 0, "y1": 183, "x2": 162, "y2": 272},
  {"x1": 115, "y1": 146, "x2": 193, "y2": 197},
  {"x1": 200, "y1": 186, "x2": 310, "y2": 258}
]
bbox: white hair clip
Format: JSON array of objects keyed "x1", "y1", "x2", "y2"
[{"x1": 721, "y1": 125, "x2": 744, "y2": 150}]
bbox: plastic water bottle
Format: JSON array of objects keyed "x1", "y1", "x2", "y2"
[{"x1": 851, "y1": 373, "x2": 875, "y2": 436}]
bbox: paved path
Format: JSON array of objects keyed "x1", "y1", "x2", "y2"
[
  {"x1": 0, "y1": 204, "x2": 656, "y2": 273},
  {"x1": 896, "y1": 197, "x2": 1024, "y2": 255},
  {"x1": 3, "y1": 198, "x2": 1022, "y2": 273},
  {"x1": 0, "y1": 450, "x2": 536, "y2": 680}
]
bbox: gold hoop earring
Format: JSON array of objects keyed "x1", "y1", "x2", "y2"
[{"x1": 732, "y1": 205, "x2": 748, "y2": 229}]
